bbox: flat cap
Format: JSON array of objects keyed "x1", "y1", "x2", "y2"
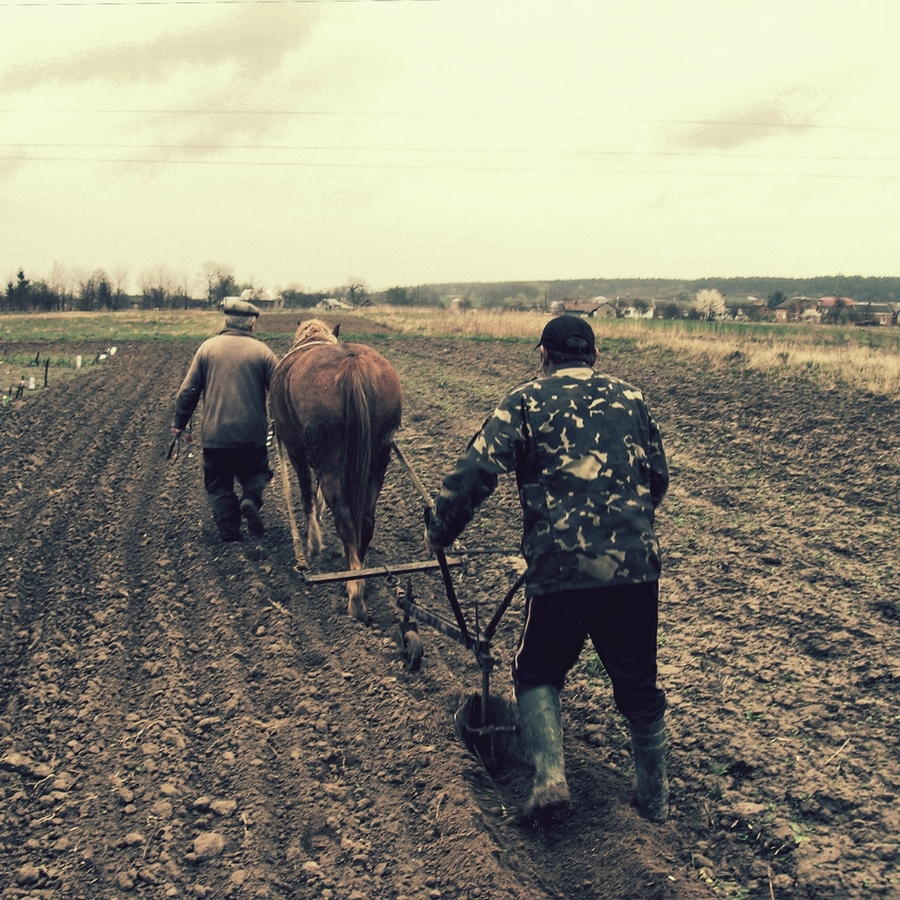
[
  {"x1": 536, "y1": 315, "x2": 596, "y2": 354},
  {"x1": 222, "y1": 298, "x2": 260, "y2": 317}
]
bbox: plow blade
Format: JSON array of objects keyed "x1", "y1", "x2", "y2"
[{"x1": 454, "y1": 693, "x2": 525, "y2": 772}]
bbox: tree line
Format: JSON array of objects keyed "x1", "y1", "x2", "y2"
[
  {"x1": 2, "y1": 265, "x2": 335, "y2": 314},
  {"x1": 6, "y1": 265, "x2": 900, "y2": 315},
  {"x1": 2, "y1": 267, "x2": 190, "y2": 314},
  {"x1": 412, "y1": 276, "x2": 900, "y2": 309}
]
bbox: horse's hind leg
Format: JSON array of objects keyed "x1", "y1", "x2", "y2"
[
  {"x1": 335, "y1": 529, "x2": 367, "y2": 623},
  {"x1": 306, "y1": 480, "x2": 325, "y2": 557},
  {"x1": 320, "y1": 475, "x2": 368, "y2": 623},
  {"x1": 344, "y1": 502, "x2": 378, "y2": 624},
  {"x1": 314, "y1": 485, "x2": 327, "y2": 545},
  {"x1": 337, "y1": 456, "x2": 390, "y2": 618},
  {"x1": 345, "y1": 550, "x2": 367, "y2": 624},
  {"x1": 359, "y1": 467, "x2": 386, "y2": 562},
  {"x1": 292, "y1": 455, "x2": 324, "y2": 556}
]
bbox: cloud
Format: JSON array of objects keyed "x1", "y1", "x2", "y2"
[
  {"x1": 0, "y1": 9, "x2": 320, "y2": 93},
  {"x1": 1, "y1": 7, "x2": 405, "y2": 163},
  {"x1": 677, "y1": 84, "x2": 829, "y2": 151}
]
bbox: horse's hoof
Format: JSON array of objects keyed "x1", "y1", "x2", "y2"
[{"x1": 348, "y1": 603, "x2": 369, "y2": 624}]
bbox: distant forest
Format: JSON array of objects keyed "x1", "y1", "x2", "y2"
[{"x1": 403, "y1": 276, "x2": 900, "y2": 308}]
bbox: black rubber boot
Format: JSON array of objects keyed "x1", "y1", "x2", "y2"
[
  {"x1": 239, "y1": 472, "x2": 269, "y2": 537},
  {"x1": 629, "y1": 716, "x2": 669, "y2": 822},
  {"x1": 516, "y1": 685, "x2": 571, "y2": 825},
  {"x1": 211, "y1": 494, "x2": 242, "y2": 542},
  {"x1": 240, "y1": 496, "x2": 265, "y2": 536}
]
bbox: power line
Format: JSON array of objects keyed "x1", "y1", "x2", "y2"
[
  {"x1": 1, "y1": 0, "x2": 440, "y2": 6},
  {"x1": 0, "y1": 108, "x2": 897, "y2": 132},
  {"x1": 2, "y1": 141, "x2": 898, "y2": 164},
  {"x1": 2, "y1": 154, "x2": 898, "y2": 178}
]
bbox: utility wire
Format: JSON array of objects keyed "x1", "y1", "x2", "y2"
[
  {"x1": 2, "y1": 154, "x2": 898, "y2": 177},
  {"x1": 0, "y1": 108, "x2": 898, "y2": 133},
  {"x1": 1, "y1": 0, "x2": 440, "y2": 6},
  {"x1": 1, "y1": 141, "x2": 898, "y2": 163}
]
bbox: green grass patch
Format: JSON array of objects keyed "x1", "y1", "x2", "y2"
[{"x1": 0, "y1": 310, "x2": 225, "y2": 342}]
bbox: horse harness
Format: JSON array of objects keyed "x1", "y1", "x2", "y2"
[{"x1": 278, "y1": 338, "x2": 336, "y2": 365}]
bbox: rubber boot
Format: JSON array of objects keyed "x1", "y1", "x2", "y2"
[
  {"x1": 240, "y1": 496, "x2": 265, "y2": 536},
  {"x1": 240, "y1": 473, "x2": 269, "y2": 537},
  {"x1": 516, "y1": 685, "x2": 571, "y2": 825},
  {"x1": 210, "y1": 494, "x2": 243, "y2": 542},
  {"x1": 629, "y1": 716, "x2": 669, "y2": 822}
]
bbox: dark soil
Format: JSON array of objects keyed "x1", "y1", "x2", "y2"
[{"x1": 1, "y1": 313, "x2": 898, "y2": 900}]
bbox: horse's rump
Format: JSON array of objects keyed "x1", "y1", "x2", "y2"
[{"x1": 275, "y1": 341, "x2": 400, "y2": 470}]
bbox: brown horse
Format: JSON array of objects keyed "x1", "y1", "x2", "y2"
[{"x1": 270, "y1": 319, "x2": 403, "y2": 622}]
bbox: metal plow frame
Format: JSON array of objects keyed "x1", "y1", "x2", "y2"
[{"x1": 276, "y1": 434, "x2": 525, "y2": 768}]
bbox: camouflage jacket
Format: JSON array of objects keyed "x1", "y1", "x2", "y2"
[{"x1": 427, "y1": 364, "x2": 669, "y2": 597}]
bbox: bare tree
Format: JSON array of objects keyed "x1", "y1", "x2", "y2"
[
  {"x1": 140, "y1": 265, "x2": 176, "y2": 309},
  {"x1": 200, "y1": 261, "x2": 236, "y2": 308},
  {"x1": 48, "y1": 261, "x2": 72, "y2": 311},
  {"x1": 346, "y1": 281, "x2": 368, "y2": 307},
  {"x1": 111, "y1": 264, "x2": 130, "y2": 311},
  {"x1": 172, "y1": 267, "x2": 194, "y2": 310}
]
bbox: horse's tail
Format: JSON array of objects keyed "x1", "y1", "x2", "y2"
[{"x1": 339, "y1": 359, "x2": 373, "y2": 543}]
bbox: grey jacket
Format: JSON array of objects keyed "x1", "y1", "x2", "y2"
[
  {"x1": 173, "y1": 330, "x2": 277, "y2": 449},
  {"x1": 427, "y1": 364, "x2": 669, "y2": 597}
]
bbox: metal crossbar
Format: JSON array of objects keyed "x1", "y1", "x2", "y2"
[{"x1": 303, "y1": 557, "x2": 464, "y2": 584}]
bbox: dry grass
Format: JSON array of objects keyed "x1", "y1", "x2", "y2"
[
  {"x1": 621, "y1": 326, "x2": 900, "y2": 396},
  {"x1": 366, "y1": 306, "x2": 900, "y2": 397}
]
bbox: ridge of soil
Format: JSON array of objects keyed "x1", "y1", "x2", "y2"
[{"x1": 1, "y1": 314, "x2": 898, "y2": 899}]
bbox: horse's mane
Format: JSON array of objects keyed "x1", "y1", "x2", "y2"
[{"x1": 291, "y1": 319, "x2": 339, "y2": 349}]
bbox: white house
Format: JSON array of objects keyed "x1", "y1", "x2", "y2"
[{"x1": 316, "y1": 297, "x2": 354, "y2": 311}]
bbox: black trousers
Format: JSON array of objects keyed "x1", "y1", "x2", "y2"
[
  {"x1": 202, "y1": 446, "x2": 272, "y2": 540},
  {"x1": 511, "y1": 581, "x2": 666, "y2": 726}
]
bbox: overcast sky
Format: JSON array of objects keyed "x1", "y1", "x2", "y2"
[{"x1": 2, "y1": 0, "x2": 899, "y2": 296}]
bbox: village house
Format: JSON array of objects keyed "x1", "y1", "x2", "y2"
[
  {"x1": 316, "y1": 297, "x2": 354, "y2": 311},
  {"x1": 814, "y1": 296, "x2": 862, "y2": 325},
  {"x1": 592, "y1": 300, "x2": 618, "y2": 318},
  {"x1": 774, "y1": 295, "x2": 896, "y2": 326},
  {"x1": 774, "y1": 296, "x2": 818, "y2": 323},
  {"x1": 620, "y1": 301, "x2": 655, "y2": 319},
  {"x1": 550, "y1": 297, "x2": 617, "y2": 318},
  {"x1": 848, "y1": 302, "x2": 896, "y2": 326}
]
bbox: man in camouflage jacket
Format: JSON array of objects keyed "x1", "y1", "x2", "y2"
[{"x1": 427, "y1": 315, "x2": 670, "y2": 826}]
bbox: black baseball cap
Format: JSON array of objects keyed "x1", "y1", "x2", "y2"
[{"x1": 536, "y1": 315, "x2": 596, "y2": 354}]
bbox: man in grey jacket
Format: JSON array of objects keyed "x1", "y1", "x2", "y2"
[
  {"x1": 172, "y1": 299, "x2": 278, "y2": 542},
  {"x1": 426, "y1": 315, "x2": 669, "y2": 826}
]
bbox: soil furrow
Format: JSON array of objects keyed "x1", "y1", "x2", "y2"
[{"x1": 3, "y1": 323, "x2": 898, "y2": 899}]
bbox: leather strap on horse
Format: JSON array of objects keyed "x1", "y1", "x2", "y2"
[{"x1": 274, "y1": 434, "x2": 308, "y2": 570}]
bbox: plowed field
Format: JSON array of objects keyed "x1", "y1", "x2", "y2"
[{"x1": 1, "y1": 313, "x2": 898, "y2": 900}]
